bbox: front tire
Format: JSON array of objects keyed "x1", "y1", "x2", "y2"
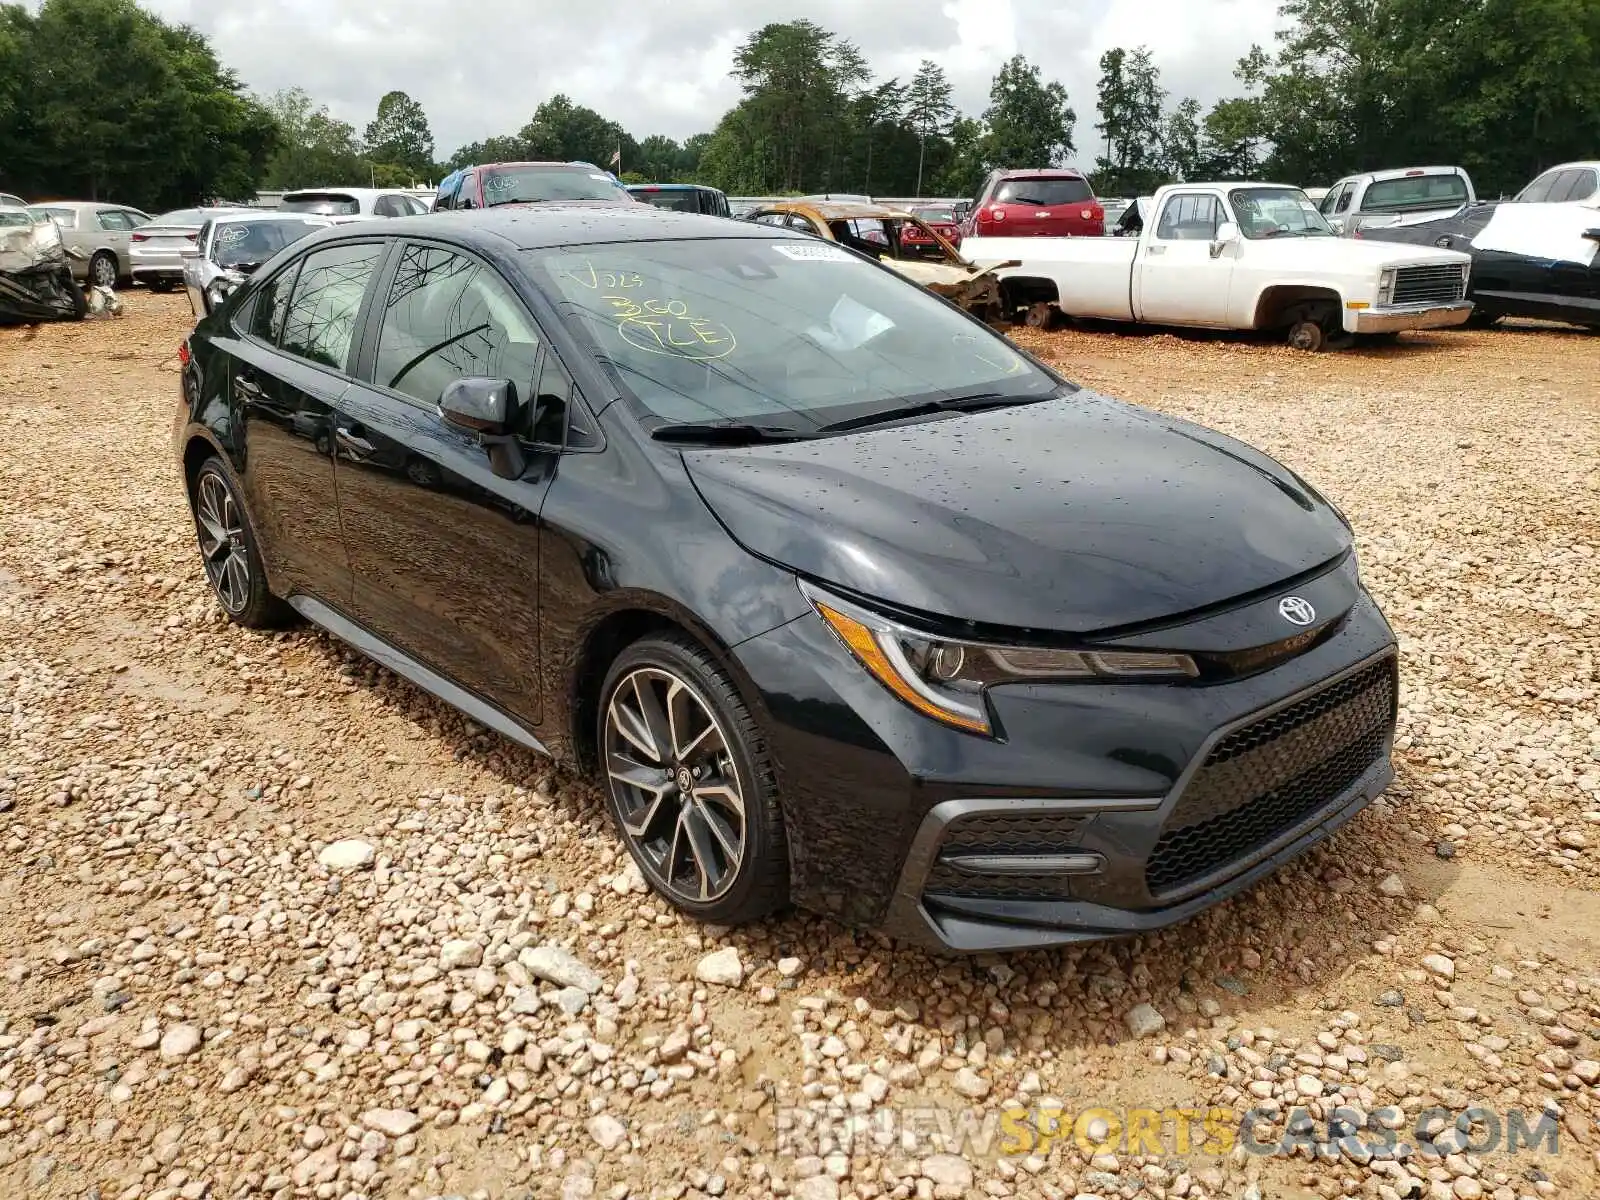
[
  {"x1": 598, "y1": 634, "x2": 788, "y2": 925},
  {"x1": 1287, "y1": 319, "x2": 1326, "y2": 352},
  {"x1": 190, "y1": 457, "x2": 293, "y2": 628}
]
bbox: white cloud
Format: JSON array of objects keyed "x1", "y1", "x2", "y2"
[{"x1": 123, "y1": 0, "x2": 1284, "y2": 168}]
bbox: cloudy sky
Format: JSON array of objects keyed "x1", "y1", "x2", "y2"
[{"x1": 131, "y1": 0, "x2": 1284, "y2": 164}]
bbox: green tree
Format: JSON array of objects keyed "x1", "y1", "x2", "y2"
[
  {"x1": 905, "y1": 59, "x2": 956, "y2": 197},
  {"x1": 1094, "y1": 47, "x2": 1166, "y2": 194},
  {"x1": 932, "y1": 114, "x2": 987, "y2": 198},
  {"x1": 518, "y1": 94, "x2": 635, "y2": 170},
  {"x1": 1197, "y1": 95, "x2": 1268, "y2": 179},
  {"x1": 3, "y1": 0, "x2": 276, "y2": 207},
  {"x1": 364, "y1": 90, "x2": 434, "y2": 181},
  {"x1": 1160, "y1": 96, "x2": 1203, "y2": 182},
  {"x1": 259, "y1": 87, "x2": 366, "y2": 190},
  {"x1": 981, "y1": 55, "x2": 1076, "y2": 170},
  {"x1": 445, "y1": 135, "x2": 532, "y2": 172}
]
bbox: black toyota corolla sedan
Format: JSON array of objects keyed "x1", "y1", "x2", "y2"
[{"x1": 173, "y1": 204, "x2": 1398, "y2": 953}]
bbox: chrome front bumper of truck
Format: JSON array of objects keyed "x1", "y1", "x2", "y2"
[{"x1": 1347, "y1": 301, "x2": 1473, "y2": 334}]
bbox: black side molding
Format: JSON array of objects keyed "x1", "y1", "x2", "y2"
[{"x1": 288, "y1": 595, "x2": 550, "y2": 758}]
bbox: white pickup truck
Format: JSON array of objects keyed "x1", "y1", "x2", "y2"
[{"x1": 963, "y1": 181, "x2": 1474, "y2": 349}]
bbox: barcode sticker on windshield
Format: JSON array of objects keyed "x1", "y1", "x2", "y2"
[{"x1": 773, "y1": 243, "x2": 855, "y2": 262}]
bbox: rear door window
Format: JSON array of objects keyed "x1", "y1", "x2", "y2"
[
  {"x1": 1516, "y1": 170, "x2": 1561, "y2": 203},
  {"x1": 97, "y1": 210, "x2": 133, "y2": 231},
  {"x1": 994, "y1": 177, "x2": 1093, "y2": 205},
  {"x1": 279, "y1": 242, "x2": 384, "y2": 372}
]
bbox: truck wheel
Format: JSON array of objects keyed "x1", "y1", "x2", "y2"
[
  {"x1": 1023, "y1": 302, "x2": 1059, "y2": 330},
  {"x1": 1286, "y1": 320, "x2": 1325, "y2": 352}
]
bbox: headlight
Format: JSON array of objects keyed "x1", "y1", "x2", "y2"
[
  {"x1": 1376, "y1": 268, "x2": 1395, "y2": 305},
  {"x1": 803, "y1": 583, "x2": 1197, "y2": 736}
]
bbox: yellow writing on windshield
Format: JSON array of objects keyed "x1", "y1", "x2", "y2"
[
  {"x1": 562, "y1": 260, "x2": 644, "y2": 290},
  {"x1": 606, "y1": 294, "x2": 737, "y2": 360}
]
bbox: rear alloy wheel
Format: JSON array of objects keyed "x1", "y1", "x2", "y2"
[
  {"x1": 1287, "y1": 319, "x2": 1326, "y2": 352},
  {"x1": 190, "y1": 457, "x2": 292, "y2": 628},
  {"x1": 599, "y1": 636, "x2": 787, "y2": 924},
  {"x1": 88, "y1": 251, "x2": 118, "y2": 290}
]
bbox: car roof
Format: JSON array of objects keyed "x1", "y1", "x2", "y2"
[
  {"x1": 29, "y1": 200, "x2": 144, "y2": 211},
  {"x1": 209, "y1": 211, "x2": 331, "y2": 223},
  {"x1": 282, "y1": 188, "x2": 410, "y2": 199},
  {"x1": 759, "y1": 200, "x2": 912, "y2": 222},
  {"x1": 1347, "y1": 166, "x2": 1469, "y2": 183},
  {"x1": 627, "y1": 183, "x2": 721, "y2": 193},
  {"x1": 992, "y1": 168, "x2": 1087, "y2": 179},
  {"x1": 289, "y1": 203, "x2": 803, "y2": 253}
]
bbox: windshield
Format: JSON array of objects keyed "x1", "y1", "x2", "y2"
[
  {"x1": 913, "y1": 207, "x2": 957, "y2": 223},
  {"x1": 213, "y1": 219, "x2": 324, "y2": 268},
  {"x1": 530, "y1": 237, "x2": 1058, "y2": 430},
  {"x1": 1228, "y1": 188, "x2": 1335, "y2": 238},
  {"x1": 995, "y1": 178, "x2": 1092, "y2": 205},
  {"x1": 1363, "y1": 174, "x2": 1469, "y2": 213},
  {"x1": 282, "y1": 194, "x2": 360, "y2": 216},
  {"x1": 484, "y1": 166, "x2": 631, "y2": 206}
]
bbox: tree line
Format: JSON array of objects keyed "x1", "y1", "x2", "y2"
[{"x1": 1, "y1": 0, "x2": 1595, "y2": 212}]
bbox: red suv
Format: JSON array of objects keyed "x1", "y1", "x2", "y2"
[
  {"x1": 964, "y1": 169, "x2": 1104, "y2": 238},
  {"x1": 434, "y1": 162, "x2": 635, "y2": 210}
]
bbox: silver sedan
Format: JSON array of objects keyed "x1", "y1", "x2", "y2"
[
  {"x1": 182, "y1": 212, "x2": 332, "y2": 319},
  {"x1": 131, "y1": 206, "x2": 252, "y2": 292}
]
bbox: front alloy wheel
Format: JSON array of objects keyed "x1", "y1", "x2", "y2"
[{"x1": 598, "y1": 636, "x2": 788, "y2": 924}]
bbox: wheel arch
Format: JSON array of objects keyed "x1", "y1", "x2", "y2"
[
  {"x1": 997, "y1": 274, "x2": 1061, "y2": 315},
  {"x1": 1252, "y1": 284, "x2": 1343, "y2": 331},
  {"x1": 566, "y1": 594, "x2": 768, "y2": 776}
]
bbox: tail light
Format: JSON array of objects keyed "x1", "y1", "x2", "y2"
[
  {"x1": 131, "y1": 233, "x2": 148, "y2": 242},
  {"x1": 177, "y1": 339, "x2": 191, "y2": 366},
  {"x1": 988, "y1": 207, "x2": 1005, "y2": 222},
  {"x1": 185, "y1": 232, "x2": 197, "y2": 241}
]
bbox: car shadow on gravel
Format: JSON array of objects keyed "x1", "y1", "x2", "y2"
[
  {"x1": 1058, "y1": 318, "x2": 1459, "y2": 357},
  {"x1": 294, "y1": 623, "x2": 1445, "y2": 1051}
]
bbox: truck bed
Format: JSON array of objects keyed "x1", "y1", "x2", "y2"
[{"x1": 960, "y1": 235, "x2": 1138, "y2": 320}]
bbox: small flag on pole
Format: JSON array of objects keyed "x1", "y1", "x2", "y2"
[{"x1": 609, "y1": 146, "x2": 621, "y2": 170}]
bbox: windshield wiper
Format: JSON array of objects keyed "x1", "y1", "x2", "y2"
[
  {"x1": 486, "y1": 197, "x2": 546, "y2": 208},
  {"x1": 651, "y1": 422, "x2": 817, "y2": 445},
  {"x1": 814, "y1": 391, "x2": 1051, "y2": 434}
]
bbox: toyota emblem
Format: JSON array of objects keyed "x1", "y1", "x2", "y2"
[{"x1": 1278, "y1": 596, "x2": 1317, "y2": 626}]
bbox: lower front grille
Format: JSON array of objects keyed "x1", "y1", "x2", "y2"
[
  {"x1": 1391, "y1": 265, "x2": 1466, "y2": 306},
  {"x1": 1145, "y1": 655, "x2": 1397, "y2": 896},
  {"x1": 925, "y1": 810, "x2": 1091, "y2": 901}
]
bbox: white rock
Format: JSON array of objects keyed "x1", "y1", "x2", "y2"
[
  {"x1": 317, "y1": 839, "x2": 375, "y2": 870},
  {"x1": 952, "y1": 1067, "x2": 990, "y2": 1099},
  {"x1": 922, "y1": 1154, "x2": 974, "y2": 1191},
  {"x1": 1421, "y1": 954, "x2": 1455, "y2": 980},
  {"x1": 587, "y1": 1113, "x2": 628, "y2": 1150},
  {"x1": 695, "y1": 946, "x2": 744, "y2": 987},
  {"x1": 1124, "y1": 1003, "x2": 1166, "y2": 1038},
  {"x1": 520, "y1": 944, "x2": 603, "y2": 994},
  {"x1": 158, "y1": 1024, "x2": 202, "y2": 1061},
  {"x1": 361, "y1": 1109, "x2": 421, "y2": 1137},
  {"x1": 439, "y1": 939, "x2": 483, "y2": 970},
  {"x1": 777, "y1": 956, "x2": 804, "y2": 977},
  {"x1": 1557, "y1": 829, "x2": 1587, "y2": 850},
  {"x1": 793, "y1": 1179, "x2": 840, "y2": 1200},
  {"x1": 1377, "y1": 873, "x2": 1406, "y2": 896}
]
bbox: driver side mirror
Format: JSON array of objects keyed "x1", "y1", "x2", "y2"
[
  {"x1": 1210, "y1": 221, "x2": 1241, "y2": 258},
  {"x1": 440, "y1": 376, "x2": 525, "y2": 479},
  {"x1": 1584, "y1": 228, "x2": 1600, "y2": 243}
]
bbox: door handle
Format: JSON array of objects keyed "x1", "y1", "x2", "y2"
[
  {"x1": 335, "y1": 425, "x2": 374, "y2": 456},
  {"x1": 1146, "y1": 244, "x2": 1166, "y2": 255}
]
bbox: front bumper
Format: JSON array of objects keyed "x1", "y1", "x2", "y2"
[
  {"x1": 734, "y1": 573, "x2": 1398, "y2": 952},
  {"x1": 1348, "y1": 301, "x2": 1472, "y2": 333}
]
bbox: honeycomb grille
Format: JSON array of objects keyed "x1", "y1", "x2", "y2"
[
  {"x1": 1145, "y1": 656, "x2": 1396, "y2": 896},
  {"x1": 924, "y1": 810, "x2": 1090, "y2": 901}
]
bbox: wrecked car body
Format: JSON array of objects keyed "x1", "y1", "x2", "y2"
[
  {"x1": 0, "y1": 208, "x2": 87, "y2": 323},
  {"x1": 743, "y1": 201, "x2": 1017, "y2": 318}
]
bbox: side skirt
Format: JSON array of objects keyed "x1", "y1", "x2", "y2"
[{"x1": 288, "y1": 595, "x2": 551, "y2": 758}]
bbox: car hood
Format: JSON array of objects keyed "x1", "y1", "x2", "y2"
[
  {"x1": 1241, "y1": 235, "x2": 1469, "y2": 271},
  {"x1": 683, "y1": 392, "x2": 1353, "y2": 634}
]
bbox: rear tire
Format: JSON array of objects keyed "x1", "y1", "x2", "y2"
[
  {"x1": 147, "y1": 278, "x2": 175, "y2": 294},
  {"x1": 189, "y1": 457, "x2": 294, "y2": 629},
  {"x1": 88, "y1": 251, "x2": 118, "y2": 290},
  {"x1": 597, "y1": 633, "x2": 789, "y2": 926}
]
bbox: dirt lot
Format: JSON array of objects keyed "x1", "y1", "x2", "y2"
[{"x1": 1, "y1": 293, "x2": 1597, "y2": 1200}]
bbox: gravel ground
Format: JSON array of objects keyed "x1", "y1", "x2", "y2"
[{"x1": 2, "y1": 294, "x2": 1597, "y2": 1200}]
